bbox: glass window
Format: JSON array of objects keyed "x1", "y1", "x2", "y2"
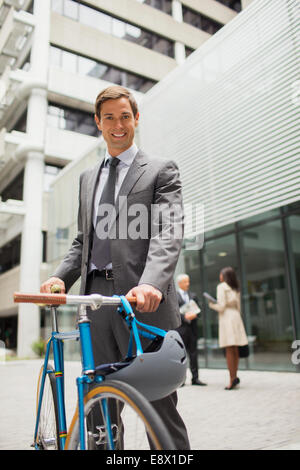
[
  {"x1": 61, "y1": 49, "x2": 77, "y2": 74},
  {"x1": 52, "y1": 0, "x2": 174, "y2": 57},
  {"x1": 0, "y1": 235, "x2": 21, "y2": 274},
  {"x1": 47, "y1": 105, "x2": 63, "y2": 129},
  {"x1": 49, "y1": 46, "x2": 62, "y2": 67},
  {"x1": 101, "y1": 66, "x2": 123, "y2": 85},
  {"x1": 282, "y1": 201, "x2": 300, "y2": 214},
  {"x1": 125, "y1": 23, "x2": 142, "y2": 41},
  {"x1": 79, "y1": 4, "x2": 111, "y2": 34},
  {"x1": 137, "y1": 78, "x2": 156, "y2": 93},
  {"x1": 47, "y1": 103, "x2": 98, "y2": 137},
  {"x1": 26, "y1": 0, "x2": 33, "y2": 13},
  {"x1": 238, "y1": 209, "x2": 280, "y2": 228},
  {"x1": 239, "y1": 219, "x2": 295, "y2": 371},
  {"x1": 51, "y1": 0, "x2": 63, "y2": 14},
  {"x1": 78, "y1": 55, "x2": 98, "y2": 76},
  {"x1": 112, "y1": 18, "x2": 126, "y2": 38},
  {"x1": 0, "y1": 316, "x2": 17, "y2": 350},
  {"x1": 139, "y1": 0, "x2": 172, "y2": 15},
  {"x1": 1, "y1": 170, "x2": 24, "y2": 202},
  {"x1": 153, "y1": 36, "x2": 173, "y2": 56},
  {"x1": 185, "y1": 46, "x2": 195, "y2": 58},
  {"x1": 49, "y1": 46, "x2": 157, "y2": 92},
  {"x1": 182, "y1": 6, "x2": 223, "y2": 34},
  {"x1": 12, "y1": 110, "x2": 27, "y2": 133},
  {"x1": 63, "y1": 0, "x2": 79, "y2": 20},
  {"x1": 205, "y1": 223, "x2": 235, "y2": 239},
  {"x1": 201, "y1": 234, "x2": 240, "y2": 369},
  {"x1": 44, "y1": 164, "x2": 62, "y2": 192},
  {"x1": 285, "y1": 214, "x2": 300, "y2": 339},
  {"x1": 214, "y1": 0, "x2": 242, "y2": 13}
]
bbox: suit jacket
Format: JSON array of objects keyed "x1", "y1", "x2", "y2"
[
  {"x1": 177, "y1": 290, "x2": 199, "y2": 337},
  {"x1": 53, "y1": 150, "x2": 183, "y2": 331}
]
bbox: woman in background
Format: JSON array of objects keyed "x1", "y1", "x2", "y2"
[{"x1": 209, "y1": 267, "x2": 248, "y2": 390}]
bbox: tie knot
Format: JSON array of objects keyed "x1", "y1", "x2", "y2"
[{"x1": 109, "y1": 157, "x2": 120, "y2": 168}]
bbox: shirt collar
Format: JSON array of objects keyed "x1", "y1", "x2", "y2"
[
  {"x1": 105, "y1": 143, "x2": 138, "y2": 167},
  {"x1": 178, "y1": 288, "x2": 188, "y2": 297}
]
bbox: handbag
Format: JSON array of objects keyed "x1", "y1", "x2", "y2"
[{"x1": 238, "y1": 344, "x2": 249, "y2": 358}]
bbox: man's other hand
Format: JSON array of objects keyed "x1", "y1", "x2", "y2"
[
  {"x1": 40, "y1": 277, "x2": 66, "y2": 294},
  {"x1": 126, "y1": 284, "x2": 162, "y2": 313},
  {"x1": 185, "y1": 311, "x2": 197, "y2": 321}
]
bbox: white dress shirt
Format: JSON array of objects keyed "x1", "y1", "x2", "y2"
[
  {"x1": 90, "y1": 143, "x2": 138, "y2": 271},
  {"x1": 178, "y1": 288, "x2": 189, "y2": 304}
]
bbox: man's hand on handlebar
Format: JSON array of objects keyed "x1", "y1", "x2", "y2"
[
  {"x1": 126, "y1": 284, "x2": 162, "y2": 313},
  {"x1": 40, "y1": 277, "x2": 66, "y2": 294}
]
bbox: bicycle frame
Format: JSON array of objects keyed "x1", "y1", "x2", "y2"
[
  {"x1": 33, "y1": 295, "x2": 166, "y2": 450},
  {"x1": 34, "y1": 305, "x2": 76, "y2": 450}
]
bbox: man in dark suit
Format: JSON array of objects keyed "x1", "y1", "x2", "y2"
[
  {"x1": 41, "y1": 85, "x2": 190, "y2": 449},
  {"x1": 177, "y1": 274, "x2": 207, "y2": 386}
]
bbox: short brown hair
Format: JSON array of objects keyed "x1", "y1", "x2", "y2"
[{"x1": 95, "y1": 85, "x2": 138, "y2": 119}]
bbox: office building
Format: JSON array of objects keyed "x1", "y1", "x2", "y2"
[
  {"x1": 0, "y1": 0, "x2": 266, "y2": 360},
  {"x1": 139, "y1": 0, "x2": 300, "y2": 371}
]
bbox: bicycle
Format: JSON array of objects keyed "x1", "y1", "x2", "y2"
[{"x1": 14, "y1": 290, "x2": 187, "y2": 450}]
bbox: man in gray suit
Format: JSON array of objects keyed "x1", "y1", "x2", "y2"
[{"x1": 41, "y1": 85, "x2": 190, "y2": 449}]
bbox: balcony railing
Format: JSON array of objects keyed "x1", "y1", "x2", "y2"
[{"x1": 0, "y1": 0, "x2": 35, "y2": 74}]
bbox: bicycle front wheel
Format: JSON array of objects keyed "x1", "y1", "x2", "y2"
[
  {"x1": 65, "y1": 380, "x2": 175, "y2": 450},
  {"x1": 35, "y1": 364, "x2": 60, "y2": 450}
]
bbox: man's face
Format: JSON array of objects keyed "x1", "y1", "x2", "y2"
[
  {"x1": 95, "y1": 97, "x2": 139, "y2": 157},
  {"x1": 178, "y1": 277, "x2": 190, "y2": 291}
]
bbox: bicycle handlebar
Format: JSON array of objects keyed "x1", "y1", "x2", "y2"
[{"x1": 13, "y1": 292, "x2": 137, "y2": 310}]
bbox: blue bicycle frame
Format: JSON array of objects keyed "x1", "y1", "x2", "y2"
[{"x1": 34, "y1": 295, "x2": 166, "y2": 450}]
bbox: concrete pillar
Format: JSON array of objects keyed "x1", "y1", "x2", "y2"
[
  {"x1": 17, "y1": 0, "x2": 50, "y2": 357},
  {"x1": 172, "y1": 0, "x2": 186, "y2": 65}
]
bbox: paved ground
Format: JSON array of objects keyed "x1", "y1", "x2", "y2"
[{"x1": 0, "y1": 360, "x2": 299, "y2": 450}]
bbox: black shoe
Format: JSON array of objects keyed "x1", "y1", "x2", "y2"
[
  {"x1": 225, "y1": 377, "x2": 240, "y2": 390},
  {"x1": 192, "y1": 379, "x2": 207, "y2": 386}
]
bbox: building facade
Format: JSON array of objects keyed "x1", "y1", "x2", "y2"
[
  {"x1": 139, "y1": 0, "x2": 300, "y2": 371},
  {"x1": 0, "y1": 0, "x2": 244, "y2": 356}
]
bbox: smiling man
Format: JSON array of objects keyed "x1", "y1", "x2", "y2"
[
  {"x1": 40, "y1": 85, "x2": 189, "y2": 449},
  {"x1": 95, "y1": 93, "x2": 139, "y2": 157}
]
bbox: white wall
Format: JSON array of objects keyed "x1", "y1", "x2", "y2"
[{"x1": 139, "y1": 0, "x2": 300, "y2": 236}]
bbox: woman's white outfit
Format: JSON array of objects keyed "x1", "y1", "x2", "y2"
[{"x1": 210, "y1": 282, "x2": 248, "y2": 348}]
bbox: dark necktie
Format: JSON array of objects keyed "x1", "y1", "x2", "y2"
[{"x1": 90, "y1": 157, "x2": 120, "y2": 270}]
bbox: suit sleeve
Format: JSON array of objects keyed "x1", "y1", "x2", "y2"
[
  {"x1": 138, "y1": 160, "x2": 184, "y2": 298},
  {"x1": 52, "y1": 174, "x2": 84, "y2": 292}
]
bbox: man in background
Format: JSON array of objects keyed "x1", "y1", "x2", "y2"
[{"x1": 177, "y1": 274, "x2": 207, "y2": 386}]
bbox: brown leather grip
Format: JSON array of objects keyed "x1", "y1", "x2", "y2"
[{"x1": 14, "y1": 292, "x2": 67, "y2": 305}]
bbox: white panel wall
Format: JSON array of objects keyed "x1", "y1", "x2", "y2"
[{"x1": 139, "y1": 0, "x2": 300, "y2": 236}]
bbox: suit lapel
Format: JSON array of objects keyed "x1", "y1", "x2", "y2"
[
  {"x1": 115, "y1": 150, "x2": 148, "y2": 218},
  {"x1": 86, "y1": 159, "x2": 103, "y2": 235}
]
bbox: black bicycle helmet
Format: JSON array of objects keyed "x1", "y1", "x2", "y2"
[{"x1": 95, "y1": 330, "x2": 187, "y2": 402}]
